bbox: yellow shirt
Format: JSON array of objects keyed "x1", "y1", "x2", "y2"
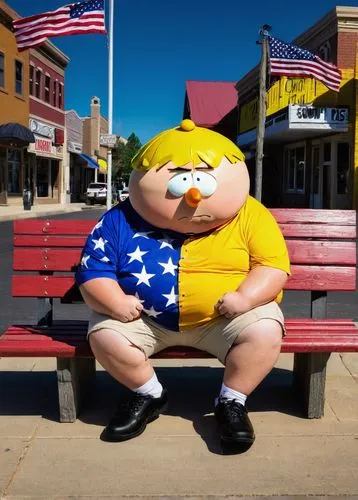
[{"x1": 179, "y1": 196, "x2": 291, "y2": 329}]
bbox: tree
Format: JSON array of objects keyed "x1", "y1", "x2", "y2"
[{"x1": 113, "y1": 133, "x2": 142, "y2": 184}]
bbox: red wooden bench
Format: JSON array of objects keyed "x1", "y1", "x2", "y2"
[{"x1": 1, "y1": 209, "x2": 357, "y2": 423}]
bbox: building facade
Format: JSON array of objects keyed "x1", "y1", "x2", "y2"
[
  {"x1": 27, "y1": 44, "x2": 69, "y2": 204},
  {"x1": 237, "y1": 6, "x2": 358, "y2": 209},
  {"x1": 0, "y1": 2, "x2": 30, "y2": 205}
]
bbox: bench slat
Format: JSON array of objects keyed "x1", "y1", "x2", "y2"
[
  {"x1": 12, "y1": 264, "x2": 357, "y2": 297},
  {"x1": 11, "y1": 245, "x2": 356, "y2": 272},
  {"x1": 14, "y1": 235, "x2": 87, "y2": 247},
  {"x1": 280, "y1": 224, "x2": 356, "y2": 239},
  {"x1": 270, "y1": 209, "x2": 356, "y2": 225},
  {"x1": 12, "y1": 240, "x2": 357, "y2": 271}
]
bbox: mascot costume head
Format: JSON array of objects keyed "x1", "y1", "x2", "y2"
[{"x1": 128, "y1": 119, "x2": 249, "y2": 234}]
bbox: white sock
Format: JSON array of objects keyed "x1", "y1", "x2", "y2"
[
  {"x1": 216, "y1": 382, "x2": 247, "y2": 406},
  {"x1": 133, "y1": 373, "x2": 163, "y2": 398}
]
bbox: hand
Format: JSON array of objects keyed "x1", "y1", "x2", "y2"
[
  {"x1": 111, "y1": 295, "x2": 143, "y2": 322},
  {"x1": 215, "y1": 291, "x2": 251, "y2": 319}
]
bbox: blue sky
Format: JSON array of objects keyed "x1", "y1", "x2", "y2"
[{"x1": 9, "y1": 0, "x2": 358, "y2": 144}]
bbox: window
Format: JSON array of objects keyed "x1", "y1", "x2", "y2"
[
  {"x1": 53, "y1": 80, "x2": 57, "y2": 106},
  {"x1": 45, "y1": 75, "x2": 50, "y2": 103},
  {"x1": 284, "y1": 146, "x2": 305, "y2": 193},
  {"x1": 29, "y1": 66, "x2": 34, "y2": 95},
  {"x1": 318, "y1": 41, "x2": 332, "y2": 62},
  {"x1": 337, "y1": 143, "x2": 350, "y2": 195},
  {"x1": 58, "y1": 83, "x2": 63, "y2": 109},
  {"x1": 35, "y1": 70, "x2": 42, "y2": 98},
  {"x1": 7, "y1": 149, "x2": 21, "y2": 194},
  {"x1": 0, "y1": 53, "x2": 4, "y2": 88},
  {"x1": 15, "y1": 60, "x2": 23, "y2": 95}
]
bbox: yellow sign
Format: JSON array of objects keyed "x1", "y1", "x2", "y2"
[
  {"x1": 239, "y1": 69, "x2": 354, "y2": 134},
  {"x1": 98, "y1": 158, "x2": 107, "y2": 173}
]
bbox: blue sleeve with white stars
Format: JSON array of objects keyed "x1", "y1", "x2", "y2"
[{"x1": 75, "y1": 209, "x2": 120, "y2": 286}]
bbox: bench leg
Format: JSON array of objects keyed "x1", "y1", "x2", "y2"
[
  {"x1": 56, "y1": 358, "x2": 96, "y2": 423},
  {"x1": 292, "y1": 352, "x2": 331, "y2": 418}
]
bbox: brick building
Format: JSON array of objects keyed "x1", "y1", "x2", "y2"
[
  {"x1": 236, "y1": 6, "x2": 358, "y2": 209},
  {"x1": 26, "y1": 44, "x2": 69, "y2": 204}
]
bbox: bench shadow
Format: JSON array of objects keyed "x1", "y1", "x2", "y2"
[{"x1": 0, "y1": 366, "x2": 303, "y2": 454}]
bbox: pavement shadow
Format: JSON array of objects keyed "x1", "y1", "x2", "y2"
[{"x1": 1, "y1": 366, "x2": 303, "y2": 454}]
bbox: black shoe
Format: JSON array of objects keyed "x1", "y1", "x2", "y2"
[
  {"x1": 214, "y1": 397, "x2": 255, "y2": 445},
  {"x1": 101, "y1": 390, "x2": 168, "y2": 442}
]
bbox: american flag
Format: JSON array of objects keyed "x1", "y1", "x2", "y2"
[
  {"x1": 13, "y1": 0, "x2": 106, "y2": 52},
  {"x1": 267, "y1": 35, "x2": 342, "y2": 93}
]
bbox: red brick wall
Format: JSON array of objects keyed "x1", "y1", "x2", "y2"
[
  {"x1": 337, "y1": 32, "x2": 358, "y2": 69},
  {"x1": 29, "y1": 54, "x2": 65, "y2": 127}
]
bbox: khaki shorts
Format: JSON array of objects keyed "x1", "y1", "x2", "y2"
[{"x1": 88, "y1": 301, "x2": 285, "y2": 365}]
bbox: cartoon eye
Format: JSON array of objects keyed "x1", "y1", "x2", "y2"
[
  {"x1": 192, "y1": 171, "x2": 217, "y2": 197},
  {"x1": 167, "y1": 172, "x2": 193, "y2": 197}
]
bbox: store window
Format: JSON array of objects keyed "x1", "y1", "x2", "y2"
[
  {"x1": 337, "y1": 143, "x2": 350, "y2": 195},
  {"x1": 37, "y1": 158, "x2": 50, "y2": 197},
  {"x1": 0, "y1": 52, "x2": 5, "y2": 88},
  {"x1": 15, "y1": 60, "x2": 23, "y2": 95},
  {"x1": 7, "y1": 149, "x2": 21, "y2": 194},
  {"x1": 318, "y1": 41, "x2": 332, "y2": 62},
  {"x1": 35, "y1": 70, "x2": 41, "y2": 98},
  {"x1": 45, "y1": 75, "x2": 50, "y2": 103},
  {"x1": 284, "y1": 146, "x2": 305, "y2": 193}
]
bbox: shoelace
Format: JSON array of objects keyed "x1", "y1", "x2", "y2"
[
  {"x1": 117, "y1": 394, "x2": 150, "y2": 415},
  {"x1": 219, "y1": 398, "x2": 246, "y2": 421}
]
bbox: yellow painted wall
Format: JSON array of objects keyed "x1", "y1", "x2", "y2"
[
  {"x1": 240, "y1": 69, "x2": 355, "y2": 134},
  {"x1": 0, "y1": 18, "x2": 29, "y2": 126}
]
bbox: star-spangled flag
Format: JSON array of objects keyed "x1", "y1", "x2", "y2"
[
  {"x1": 13, "y1": 0, "x2": 106, "y2": 52},
  {"x1": 267, "y1": 35, "x2": 342, "y2": 93}
]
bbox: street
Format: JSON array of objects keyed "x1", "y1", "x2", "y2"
[{"x1": 0, "y1": 208, "x2": 357, "y2": 334}]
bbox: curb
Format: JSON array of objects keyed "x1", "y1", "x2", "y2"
[{"x1": 0, "y1": 206, "x2": 95, "y2": 222}]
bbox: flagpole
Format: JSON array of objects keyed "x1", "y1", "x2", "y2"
[
  {"x1": 255, "y1": 24, "x2": 270, "y2": 202},
  {"x1": 106, "y1": 0, "x2": 114, "y2": 211}
]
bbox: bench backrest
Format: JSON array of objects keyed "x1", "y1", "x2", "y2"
[{"x1": 12, "y1": 209, "x2": 356, "y2": 302}]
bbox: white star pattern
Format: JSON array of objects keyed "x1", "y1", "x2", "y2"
[
  {"x1": 158, "y1": 257, "x2": 178, "y2": 276},
  {"x1": 92, "y1": 237, "x2": 107, "y2": 252},
  {"x1": 131, "y1": 265, "x2": 155, "y2": 287},
  {"x1": 91, "y1": 219, "x2": 103, "y2": 235},
  {"x1": 162, "y1": 286, "x2": 178, "y2": 307},
  {"x1": 143, "y1": 306, "x2": 162, "y2": 318},
  {"x1": 133, "y1": 231, "x2": 153, "y2": 239},
  {"x1": 158, "y1": 237, "x2": 174, "y2": 250},
  {"x1": 81, "y1": 254, "x2": 90, "y2": 268},
  {"x1": 101, "y1": 256, "x2": 110, "y2": 263},
  {"x1": 127, "y1": 246, "x2": 148, "y2": 264}
]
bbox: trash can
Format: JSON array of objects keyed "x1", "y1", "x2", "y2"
[{"x1": 23, "y1": 188, "x2": 32, "y2": 211}]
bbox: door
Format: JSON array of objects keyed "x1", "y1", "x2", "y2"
[
  {"x1": 335, "y1": 142, "x2": 351, "y2": 209},
  {"x1": 311, "y1": 145, "x2": 322, "y2": 208}
]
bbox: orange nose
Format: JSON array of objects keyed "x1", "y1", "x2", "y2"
[{"x1": 185, "y1": 187, "x2": 202, "y2": 208}]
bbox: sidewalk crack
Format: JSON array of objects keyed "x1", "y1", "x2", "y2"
[
  {"x1": 340, "y1": 353, "x2": 358, "y2": 384},
  {"x1": 2, "y1": 421, "x2": 40, "y2": 498}
]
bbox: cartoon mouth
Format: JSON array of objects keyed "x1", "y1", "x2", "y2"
[{"x1": 178, "y1": 214, "x2": 212, "y2": 221}]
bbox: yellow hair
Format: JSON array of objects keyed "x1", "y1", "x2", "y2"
[{"x1": 131, "y1": 119, "x2": 245, "y2": 171}]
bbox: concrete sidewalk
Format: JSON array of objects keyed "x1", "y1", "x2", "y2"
[
  {"x1": 1, "y1": 353, "x2": 358, "y2": 499},
  {"x1": 0, "y1": 203, "x2": 105, "y2": 222}
]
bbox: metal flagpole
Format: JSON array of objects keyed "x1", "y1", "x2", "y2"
[
  {"x1": 255, "y1": 24, "x2": 271, "y2": 202},
  {"x1": 106, "y1": 0, "x2": 114, "y2": 210}
]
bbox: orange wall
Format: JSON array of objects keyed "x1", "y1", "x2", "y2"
[{"x1": 0, "y1": 18, "x2": 29, "y2": 126}]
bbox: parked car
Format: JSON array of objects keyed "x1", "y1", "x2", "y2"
[{"x1": 85, "y1": 182, "x2": 107, "y2": 205}]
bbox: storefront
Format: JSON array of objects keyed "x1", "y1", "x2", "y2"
[
  {"x1": 27, "y1": 119, "x2": 65, "y2": 204},
  {"x1": 0, "y1": 123, "x2": 35, "y2": 205},
  {"x1": 238, "y1": 104, "x2": 351, "y2": 208}
]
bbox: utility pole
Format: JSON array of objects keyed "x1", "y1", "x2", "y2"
[{"x1": 255, "y1": 24, "x2": 271, "y2": 202}]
